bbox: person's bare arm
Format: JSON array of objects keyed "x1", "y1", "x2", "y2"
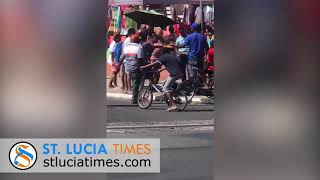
[
  {"x1": 153, "y1": 43, "x2": 164, "y2": 48},
  {"x1": 140, "y1": 61, "x2": 162, "y2": 71},
  {"x1": 158, "y1": 67, "x2": 166, "y2": 72},
  {"x1": 174, "y1": 44, "x2": 185, "y2": 48}
]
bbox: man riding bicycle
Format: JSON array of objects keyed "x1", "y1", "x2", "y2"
[{"x1": 140, "y1": 48, "x2": 184, "y2": 112}]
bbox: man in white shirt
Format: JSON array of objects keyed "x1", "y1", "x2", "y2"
[
  {"x1": 118, "y1": 33, "x2": 144, "y2": 104},
  {"x1": 123, "y1": 27, "x2": 136, "y2": 48}
]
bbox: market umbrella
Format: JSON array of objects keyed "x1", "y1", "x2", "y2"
[{"x1": 124, "y1": 10, "x2": 178, "y2": 29}]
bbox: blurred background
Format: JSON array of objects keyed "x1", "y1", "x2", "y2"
[
  {"x1": 215, "y1": 0, "x2": 319, "y2": 180},
  {"x1": 1, "y1": 0, "x2": 106, "y2": 179},
  {"x1": 1, "y1": 0, "x2": 319, "y2": 180}
]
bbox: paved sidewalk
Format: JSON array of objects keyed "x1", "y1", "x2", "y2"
[{"x1": 106, "y1": 77, "x2": 213, "y2": 104}]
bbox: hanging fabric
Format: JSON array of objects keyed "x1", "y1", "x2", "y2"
[
  {"x1": 190, "y1": 5, "x2": 197, "y2": 25},
  {"x1": 170, "y1": 5, "x2": 177, "y2": 21},
  {"x1": 194, "y1": 5, "x2": 202, "y2": 24},
  {"x1": 125, "y1": 5, "x2": 137, "y2": 30},
  {"x1": 106, "y1": 6, "x2": 113, "y2": 32},
  {"x1": 116, "y1": 6, "x2": 122, "y2": 33},
  {"x1": 204, "y1": 5, "x2": 214, "y2": 26},
  {"x1": 182, "y1": 4, "x2": 190, "y2": 25}
]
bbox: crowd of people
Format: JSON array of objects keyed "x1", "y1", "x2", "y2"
[{"x1": 108, "y1": 22, "x2": 214, "y2": 111}]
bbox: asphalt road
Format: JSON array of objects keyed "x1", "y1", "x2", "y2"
[
  {"x1": 107, "y1": 97, "x2": 214, "y2": 123},
  {"x1": 106, "y1": 97, "x2": 214, "y2": 180}
]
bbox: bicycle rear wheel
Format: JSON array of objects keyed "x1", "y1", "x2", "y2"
[
  {"x1": 138, "y1": 86, "x2": 153, "y2": 109},
  {"x1": 186, "y1": 90, "x2": 196, "y2": 103},
  {"x1": 173, "y1": 90, "x2": 188, "y2": 111}
]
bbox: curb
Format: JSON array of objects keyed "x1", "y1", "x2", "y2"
[
  {"x1": 107, "y1": 92, "x2": 132, "y2": 100},
  {"x1": 106, "y1": 92, "x2": 214, "y2": 104},
  {"x1": 107, "y1": 119, "x2": 214, "y2": 129}
]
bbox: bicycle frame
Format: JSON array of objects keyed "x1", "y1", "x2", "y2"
[
  {"x1": 191, "y1": 66, "x2": 202, "y2": 89},
  {"x1": 139, "y1": 71, "x2": 189, "y2": 110},
  {"x1": 184, "y1": 66, "x2": 214, "y2": 101},
  {"x1": 149, "y1": 82, "x2": 163, "y2": 95}
]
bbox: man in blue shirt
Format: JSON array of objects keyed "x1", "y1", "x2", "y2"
[{"x1": 176, "y1": 23, "x2": 208, "y2": 79}]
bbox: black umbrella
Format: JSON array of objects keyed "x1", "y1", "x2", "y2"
[{"x1": 124, "y1": 10, "x2": 178, "y2": 29}]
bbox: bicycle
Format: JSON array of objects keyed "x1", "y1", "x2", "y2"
[
  {"x1": 182, "y1": 66, "x2": 215, "y2": 103},
  {"x1": 138, "y1": 70, "x2": 188, "y2": 111}
]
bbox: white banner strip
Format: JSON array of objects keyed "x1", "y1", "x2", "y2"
[{"x1": 0, "y1": 139, "x2": 160, "y2": 173}]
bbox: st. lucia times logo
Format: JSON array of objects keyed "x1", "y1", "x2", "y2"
[{"x1": 9, "y1": 142, "x2": 37, "y2": 170}]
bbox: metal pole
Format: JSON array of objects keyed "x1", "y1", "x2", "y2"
[{"x1": 200, "y1": 0, "x2": 203, "y2": 32}]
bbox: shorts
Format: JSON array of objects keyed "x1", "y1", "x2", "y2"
[{"x1": 163, "y1": 74, "x2": 182, "y2": 92}]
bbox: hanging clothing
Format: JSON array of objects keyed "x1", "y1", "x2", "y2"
[
  {"x1": 120, "y1": 5, "x2": 128, "y2": 35},
  {"x1": 171, "y1": 5, "x2": 177, "y2": 21},
  {"x1": 125, "y1": 8, "x2": 137, "y2": 29},
  {"x1": 195, "y1": 5, "x2": 215, "y2": 26},
  {"x1": 194, "y1": 6, "x2": 202, "y2": 24},
  {"x1": 182, "y1": 5, "x2": 187, "y2": 23},
  {"x1": 204, "y1": 6, "x2": 214, "y2": 26},
  {"x1": 182, "y1": 4, "x2": 190, "y2": 25},
  {"x1": 107, "y1": 7, "x2": 113, "y2": 31},
  {"x1": 110, "y1": 6, "x2": 121, "y2": 32},
  {"x1": 189, "y1": 5, "x2": 197, "y2": 24},
  {"x1": 116, "y1": 6, "x2": 122, "y2": 32},
  {"x1": 121, "y1": 5, "x2": 127, "y2": 28}
]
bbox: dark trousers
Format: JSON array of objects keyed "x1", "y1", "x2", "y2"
[
  {"x1": 179, "y1": 54, "x2": 188, "y2": 81},
  {"x1": 130, "y1": 71, "x2": 142, "y2": 103},
  {"x1": 187, "y1": 56, "x2": 204, "y2": 79}
]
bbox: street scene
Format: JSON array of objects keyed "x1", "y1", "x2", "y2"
[
  {"x1": 107, "y1": 97, "x2": 214, "y2": 180},
  {"x1": 106, "y1": 0, "x2": 214, "y2": 179}
]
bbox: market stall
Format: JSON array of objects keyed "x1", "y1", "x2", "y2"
[
  {"x1": 106, "y1": 0, "x2": 214, "y2": 82},
  {"x1": 107, "y1": 0, "x2": 214, "y2": 33}
]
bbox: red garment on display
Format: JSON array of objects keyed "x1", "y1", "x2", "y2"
[
  {"x1": 121, "y1": 5, "x2": 127, "y2": 28},
  {"x1": 206, "y1": 47, "x2": 214, "y2": 72}
]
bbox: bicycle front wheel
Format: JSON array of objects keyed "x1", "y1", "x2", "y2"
[{"x1": 138, "y1": 86, "x2": 153, "y2": 109}]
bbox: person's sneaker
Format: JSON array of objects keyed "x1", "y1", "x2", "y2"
[{"x1": 166, "y1": 106, "x2": 177, "y2": 112}]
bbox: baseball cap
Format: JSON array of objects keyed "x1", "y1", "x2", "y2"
[{"x1": 191, "y1": 23, "x2": 200, "y2": 31}]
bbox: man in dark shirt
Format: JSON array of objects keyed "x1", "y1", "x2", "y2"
[{"x1": 140, "y1": 48, "x2": 183, "y2": 112}]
